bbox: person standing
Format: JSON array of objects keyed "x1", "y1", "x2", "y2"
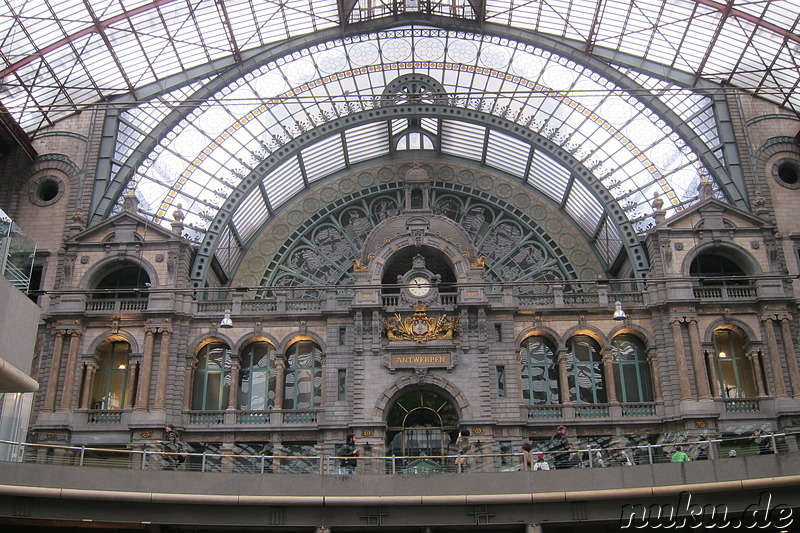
[
  {"x1": 519, "y1": 441, "x2": 533, "y2": 471},
  {"x1": 340, "y1": 434, "x2": 359, "y2": 474},
  {"x1": 671, "y1": 445, "x2": 691, "y2": 462},
  {"x1": 454, "y1": 429, "x2": 471, "y2": 472},
  {"x1": 157, "y1": 424, "x2": 185, "y2": 470},
  {"x1": 753, "y1": 429, "x2": 774, "y2": 455},
  {"x1": 549, "y1": 425, "x2": 570, "y2": 469}
]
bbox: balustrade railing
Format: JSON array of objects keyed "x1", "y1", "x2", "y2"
[
  {"x1": 1, "y1": 433, "x2": 789, "y2": 475},
  {"x1": 87, "y1": 410, "x2": 123, "y2": 424},
  {"x1": 86, "y1": 298, "x2": 148, "y2": 312},
  {"x1": 693, "y1": 285, "x2": 756, "y2": 300},
  {"x1": 720, "y1": 398, "x2": 760, "y2": 412}
]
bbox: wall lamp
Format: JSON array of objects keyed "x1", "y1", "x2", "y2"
[
  {"x1": 220, "y1": 309, "x2": 233, "y2": 329},
  {"x1": 613, "y1": 301, "x2": 628, "y2": 321}
]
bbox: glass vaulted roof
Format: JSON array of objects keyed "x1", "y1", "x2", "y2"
[
  {"x1": 1, "y1": 0, "x2": 798, "y2": 282},
  {"x1": 2, "y1": 0, "x2": 798, "y2": 133}
]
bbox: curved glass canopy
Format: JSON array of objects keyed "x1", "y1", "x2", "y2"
[
  {"x1": 2, "y1": 1, "x2": 796, "y2": 285},
  {"x1": 103, "y1": 24, "x2": 736, "y2": 284}
]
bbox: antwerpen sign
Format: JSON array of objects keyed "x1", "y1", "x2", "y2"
[{"x1": 390, "y1": 353, "x2": 451, "y2": 368}]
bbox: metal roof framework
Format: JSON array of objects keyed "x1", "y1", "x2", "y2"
[{"x1": 1, "y1": 0, "x2": 797, "y2": 285}]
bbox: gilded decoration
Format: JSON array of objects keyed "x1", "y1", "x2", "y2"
[{"x1": 383, "y1": 305, "x2": 459, "y2": 343}]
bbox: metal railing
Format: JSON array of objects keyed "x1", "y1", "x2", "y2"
[{"x1": 1, "y1": 433, "x2": 789, "y2": 475}]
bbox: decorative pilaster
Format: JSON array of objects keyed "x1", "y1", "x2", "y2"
[
  {"x1": 79, "y1": 361, "x2": 98, "y2": 409},
  {"x1": 227, "y1": 359, "x2": 240, "y2": 410},
  {"x1": 274, "y1": 355, "x2": 286, "y2": 410},
  {"x1": 182, "y1": 357, "x2": 195, "y2": 411},
  {"x1": 670, "y1": 320, "x2": 693, "y2": 400},
  {"x1": 747, "y1": 350, "x2": 767, "y2": 397},
  {"x1": 44, "y1": 331, "x2": 65, "y2": 412},
  {"x1": 135, "y1": 328, "x2": 157, "y2": 411},
  {"x1": 601, "y1": 350, "x2": 617, "y2": 403},
  {"x1": 687, "y1": 320, "x2": 711, "y2": 400},
  {"x1": 154, "y1": 329, "x2": 173, "y2": 410},
  {"x1": 557, "y1": 351, "x2": 571, "y2": 404},
  {"x1": 763, "y1": 317, "x2": 788, "y2": 398},
  {"x1": 704, "y1": 350, "x2": 720, "y2": 397},
  {"x1": 124, "y1": 361, "x2": 138, "y2": 409},
  {"x1": 58, "y1": 331, "x2": 82, "y2": 412},
  {"x1": 646, "y1": 350, "x2": 662, "y2": 402},
  {"x1": 778, "y1": 317, "x2": 800, "y2": 398}
]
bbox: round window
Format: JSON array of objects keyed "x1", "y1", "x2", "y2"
[
  {"x1": 773, "y1": 158, "x2": 800, "y2": 189},
  {"x1": 29, "y1": 175, "x2": 64, "y2": 206}
]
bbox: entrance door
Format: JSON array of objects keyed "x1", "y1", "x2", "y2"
[{"x1": 386, "y1": 389, "x2": 459, "y2": 473}]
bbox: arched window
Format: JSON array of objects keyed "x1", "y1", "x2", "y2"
[
  {"x1": 567, "y1": 335, "x2": 606, "y2": 403},
  {"x1": 238, "y1": 341, "x2": 277, "y2": 410},
  {"x1": 611, "y1": 334, "x2": 653, "y2": 403},
  {"x1": 94, "y1": 264, "x2": 150, "y2": 299},
  {"x1": 520, "y1": 336, "x2": 560, "y2": 404},
  {"x1": 192, "y1": 342, "x2": 231, "y2": 410},
  {"x1": 690, "y1": 253, "x2": 748, "y2": 287},
  {"x1": 91, "y1": 341, "x2": 130, "y2": 410},
  {"x1": 283, "y1": 340, "x2": 323, "y2": 410},
  {"x1": 712, "y1": 328, "x2": 756, "y2": 398}
]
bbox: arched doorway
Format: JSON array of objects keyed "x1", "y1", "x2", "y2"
[{"x1": 386, "y1": 389, "x2": 460, "y2": 473}]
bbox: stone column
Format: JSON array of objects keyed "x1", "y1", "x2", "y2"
[
  {"x1": 227, "y1": 359, "x2": 240, "y2": 410},
  {"x1": 154, "y1": 329, "x2": 172, "y2": 411},
  {"x1": 124, "y1": 361, "x2": 138, "y2": 409},
  {"x1": 135, "y1": 328, "x2": 157, "y2": 411},
  {"x1": 601, "y1": 349, "x2": 617, "y2": 403},
  {"x1": 558, "y1": 351, "x2": 571, "y2": 404},
  {"x1": 704, "y1": 350, "x2": 720, "y2": 397},
  {"x1": 183, "y1": 357, "x2": 196, "y2": 411},
  {"x1": 763, "y1": 317, "x2": 788, "y2": 398},
  {"x1": 274, "y1": 356, "x2": 286, "y2": 410},
  {"x1": 687, "y1": 320, "x2": 711, "y2": 400},
  {"x1": 670, "y1": 320, "x2": 693, "y2": 400},
  {"x1": 79, "y1": 361, "x2": 98, "y2": 409},
  {"x1": 58, "y1": 331, "x2": 82, "y2": 412},
  {"x1": 778, "y1": 317, "x2": 800, "y2": 398},
  {"x1": 747, "y1": 350, "x2": 767, "y2": 397},
  {"x1": 647, "y1": 350, "x2": 662, "y2": 402},
  {"x1": 44, "y1": 331, "x2": 65, "y2": 411}
]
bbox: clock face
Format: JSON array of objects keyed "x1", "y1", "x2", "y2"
[{"x1": 407, "y1": 275, "x2": 431, "y2": 297}]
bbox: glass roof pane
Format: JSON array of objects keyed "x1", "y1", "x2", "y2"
[
  {"x1": 344, "y1": 122, "x2": 391, "y2": 164},
  {"x1": 440, "y1": 120, "x2": 485, "y2": 162},
  {"x1": 303, "y1": 135, "x2": 347, "y2": 183},
  {"x1": 264, "y1": 157, "x2": 304, "y2": 208},
  {"x1": 564, "y1": 179, "x2": 604, "y2": 236},
  {"x1": 232, "y1": 188, "x2": 270, "y2": 244},
  {"x1": 485, "y1": 130, "x2": 530, "y2": 178},
  {"x1": 527, "y1": 150, "x2": 571, "y2": 203}
]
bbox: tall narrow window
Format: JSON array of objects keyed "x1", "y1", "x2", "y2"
[
  {"x1": 611, "y1": 334, "x2": 653, "y2": 403},
  {"x1": 238, "y1": 341, "x2": 276, "y2": 410},
  {"x1": 337, "y1": 369, "x2": 347, "y2": 401},
  {"x1": 91, "y1": 341, "x2": 130, "y2": 410},
  {"x1": 713, "y1": 328, "x2": 755, "y2": 398},
  {"x1": 567, "y1": 335, "x2": 606, "y2": 404},
  {"x1": 520, "y1": 336, "x2": 560, "y2": 404},
  {"x1": 192, "y1": 342, "x2": 231, "y2": 410},
  {"x1": 496, "y1": 365, "x2": 506, "y2": 397},
  {"x1": 284, "y1": 340, "x2": 323, "y2": 410}
]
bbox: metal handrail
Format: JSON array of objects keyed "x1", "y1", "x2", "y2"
[{"x1": 0, "y1": 433, "x2": 788, "y2": 474}]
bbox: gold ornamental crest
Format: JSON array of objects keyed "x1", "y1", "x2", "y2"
[{"x1": 382, "y1": 305, "x2": 459, "y2": 343}]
